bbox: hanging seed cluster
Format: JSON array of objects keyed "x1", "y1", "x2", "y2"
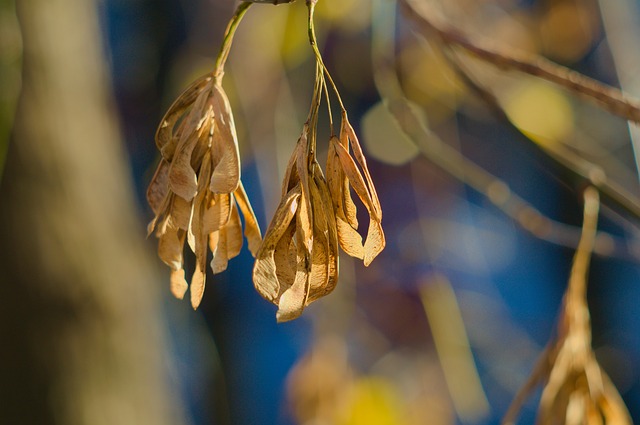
[{"x1": 147, "y1": 0, "x2": 385, "y2": 321}]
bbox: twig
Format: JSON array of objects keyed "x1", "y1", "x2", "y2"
[
  {"x1": 438, "y1": 45, "x2": 640, "y2": 222},
  {"x1": 397, "y1": 0, "x2": 640, "y2": 222},
  {"x1": 369, "y1": 0, "x2": 640, "y2": 261},
  {"x1": 388, "y1": 96, "x2": 639, "y2": 261},
  {"x1": 398, "y1": 0, "x2": 640, "y2": 125}
]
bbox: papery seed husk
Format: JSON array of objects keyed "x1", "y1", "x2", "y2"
[
  {"x1": 234, "y1": 181, "x2": 262, "y2": 256},
  {"x1": 168, "y1": 88, "x2": 212, "y2": 201},
  {"x1": 363, "y1": 219, "x2": 385, "y2": 266},
  {"x1": 276, "y1": 240, "x2": 309, "y2": 323},
  {"x1": 253, "y1": 186, "x2": 302, "y2": 302},
  {"x1": 202, "y1": 193, "x2": 231, "y2": 234},
  {"x1": 333, "y1": 140, "x2": 385, "y2": 264},
  {"x1": 187, "y1": 151, "x2": 213, "y2": 253},
  {"x1": 211, "y1": 226, "x2": 229, "y2": 274},
  {"x1": 336, "y1": 217, "x2": 364, "y2": 259},
  {"x1": 158, "y1": 226, "x2": 186, "y2": 272},
  {"x1": 341, "y1": 113, "x2": 382, "y2": 218},
  {"x1": 274, "y1": 221, "x2": 297, "y2": 299},
  {"x1": 189, "y1": 106, "x2": 214, "y2": 171},
  {"x1": 225, "y1": 199, "x2": 244, "y2": 261},
  {"x1": 155, "y1": 74, "x2": 212, "y2": 158},
  {"x1": 169, "y1": 194, "x2": 191, "y2": 230},
  {"x1": 296, "y1": 133, "x2": 313, "y2": 254},
  {"x1": 209, "y1": 83, "x2": 241, "y2": 193},
  {"x1": 147, "y1": 159, "x2": 171, "y2": 214},
  {"x1": 170, "y1": 269, "x2": 189, "y2": 300},
  {"x1": 147, "y1": 188, "x2": 171, "y2": 237},
  {"x1": 333, "y1": 141, "x2": 378, "y2": 221},
  {"x1": 282, "y1": 130, "x2": 304, "y2": 196},
  {"x1": 208, "y1": 230, "x2": 220, "y2": 258},
  {"x1": 190, "y1": 262, "x2": 206, "y2": 309},
  {"x1": 306, "y1": 176, "x2": 337, "y2": 303},
  {"x1": 314, "y1": 170, "x2": 339, "y2": 246},
  {"x1": 333, "y1": 133, "x2": 359, "y2": 229},
  {"x1": 190, "y1": 151, "x2": 212, "y2": 308},
  {"x1": 169, "y1": 131, "x2": 200, "y2": 201},
  {"x1": 327, "y1": 139, "x2": 365, "y2": 258},
  {"x1": 313, "y1": 171, "x2": 340, "y2": 278}
]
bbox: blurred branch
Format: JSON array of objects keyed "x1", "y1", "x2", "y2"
[
  {"x1": 399, "y1": 0, "x2": 640, "y2": 124},
  {"x1": 420, "y1": 274, "x2": 490, "y2": 422},
  {"x1": 370, "y1": 0, "x2": 640, "y2": 262},
  {"x1": 397, "y1": 0, "x2": 640, "y2": 223},
  {"x1": 387, "y1": 96, "x2": 640, "y2": 261},
  {"x1": 440, "y1": 45, "x2": 640, "y2": 223}
]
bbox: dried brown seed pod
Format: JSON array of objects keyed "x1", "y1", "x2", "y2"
[
  {"x1": 253, "y1": 125, "x2": 339, "y2": 322},
  {"x1": 147, "y1": 78, "x2": 261, "y2": 309}
]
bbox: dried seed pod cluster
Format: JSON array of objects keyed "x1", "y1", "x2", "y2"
[
  {"x1": 503, "y1": 188, "x2": 631, "y2": 425},
  {"x1": 253, "y1": 125, "x2": 340, "y2": 322},
  {"x1": 147, "y1": 1, "x2": 384, "y2": 320},
  {"x1": 147, "y1": 74, "x2": 262, "y2": 309},
  {"x1": 252, "y1": 1, "x2": 385, "y2": 321}
]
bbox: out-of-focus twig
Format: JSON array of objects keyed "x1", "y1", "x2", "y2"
[
  {"x1": 398, "y1": 0, "x2": 640, "y2": 222},
  {"x1": 439, "y1": 44, "x2": 640, "y2": 223},
  {"x1": 398, "y1": 0, "x2": 640, "y2": 124},
  {"x1": 420, "y1": 274, "x2": 490, "y2": 423},
  {"x1": 370, "y1": 0, "x2": 640, "y2": 261}
]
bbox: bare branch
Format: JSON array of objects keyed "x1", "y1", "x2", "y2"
[{"x1": 399, "y1": 0, "x2": 640, "y2": 125}]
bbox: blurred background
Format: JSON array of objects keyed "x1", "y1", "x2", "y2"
[{"x1": 1, "y1": 0, "x2": 640, "y2": 424}]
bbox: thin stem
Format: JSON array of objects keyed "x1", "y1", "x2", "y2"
[
  {"x1": 322, "y1": 72, "x2": 334, "y2": 134},
  {"x1": 306, "y1": 0, "x2": 346, "y2": 113},
  {"x1": 569, "y1": 187, "x2": 600, "y2": 302},
  {"x1": 305, "y1": 61, "x2": 323, "y2": 158},
  {"x1": 214, "y1": 2, "x2": 252, "y2": 78}
]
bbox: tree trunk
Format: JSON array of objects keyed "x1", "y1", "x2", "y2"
[{"x1": 0, "y1": 1, "x2": 188, "y2": 424}]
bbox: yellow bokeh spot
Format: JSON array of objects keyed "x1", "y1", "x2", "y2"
[
  {"x1": 503, "y1": 81, "x2": 574, "y2": 147},
  {"x1": 280, "y1": 3, "x2": 311, "y2": 68},
  {"x1": 399, "y1": 44, "x2": 465, "y2": 124},
  {"x1": 316, "y1": 0, "x2": 370, "y2": 33},
  {"x1": 338, "y1": 377, "x2": 405, "y2": 425}
]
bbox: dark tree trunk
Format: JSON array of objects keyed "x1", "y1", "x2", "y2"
[{"x1": 0, "y1": 1, "x2": 188, "y2": 424}]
